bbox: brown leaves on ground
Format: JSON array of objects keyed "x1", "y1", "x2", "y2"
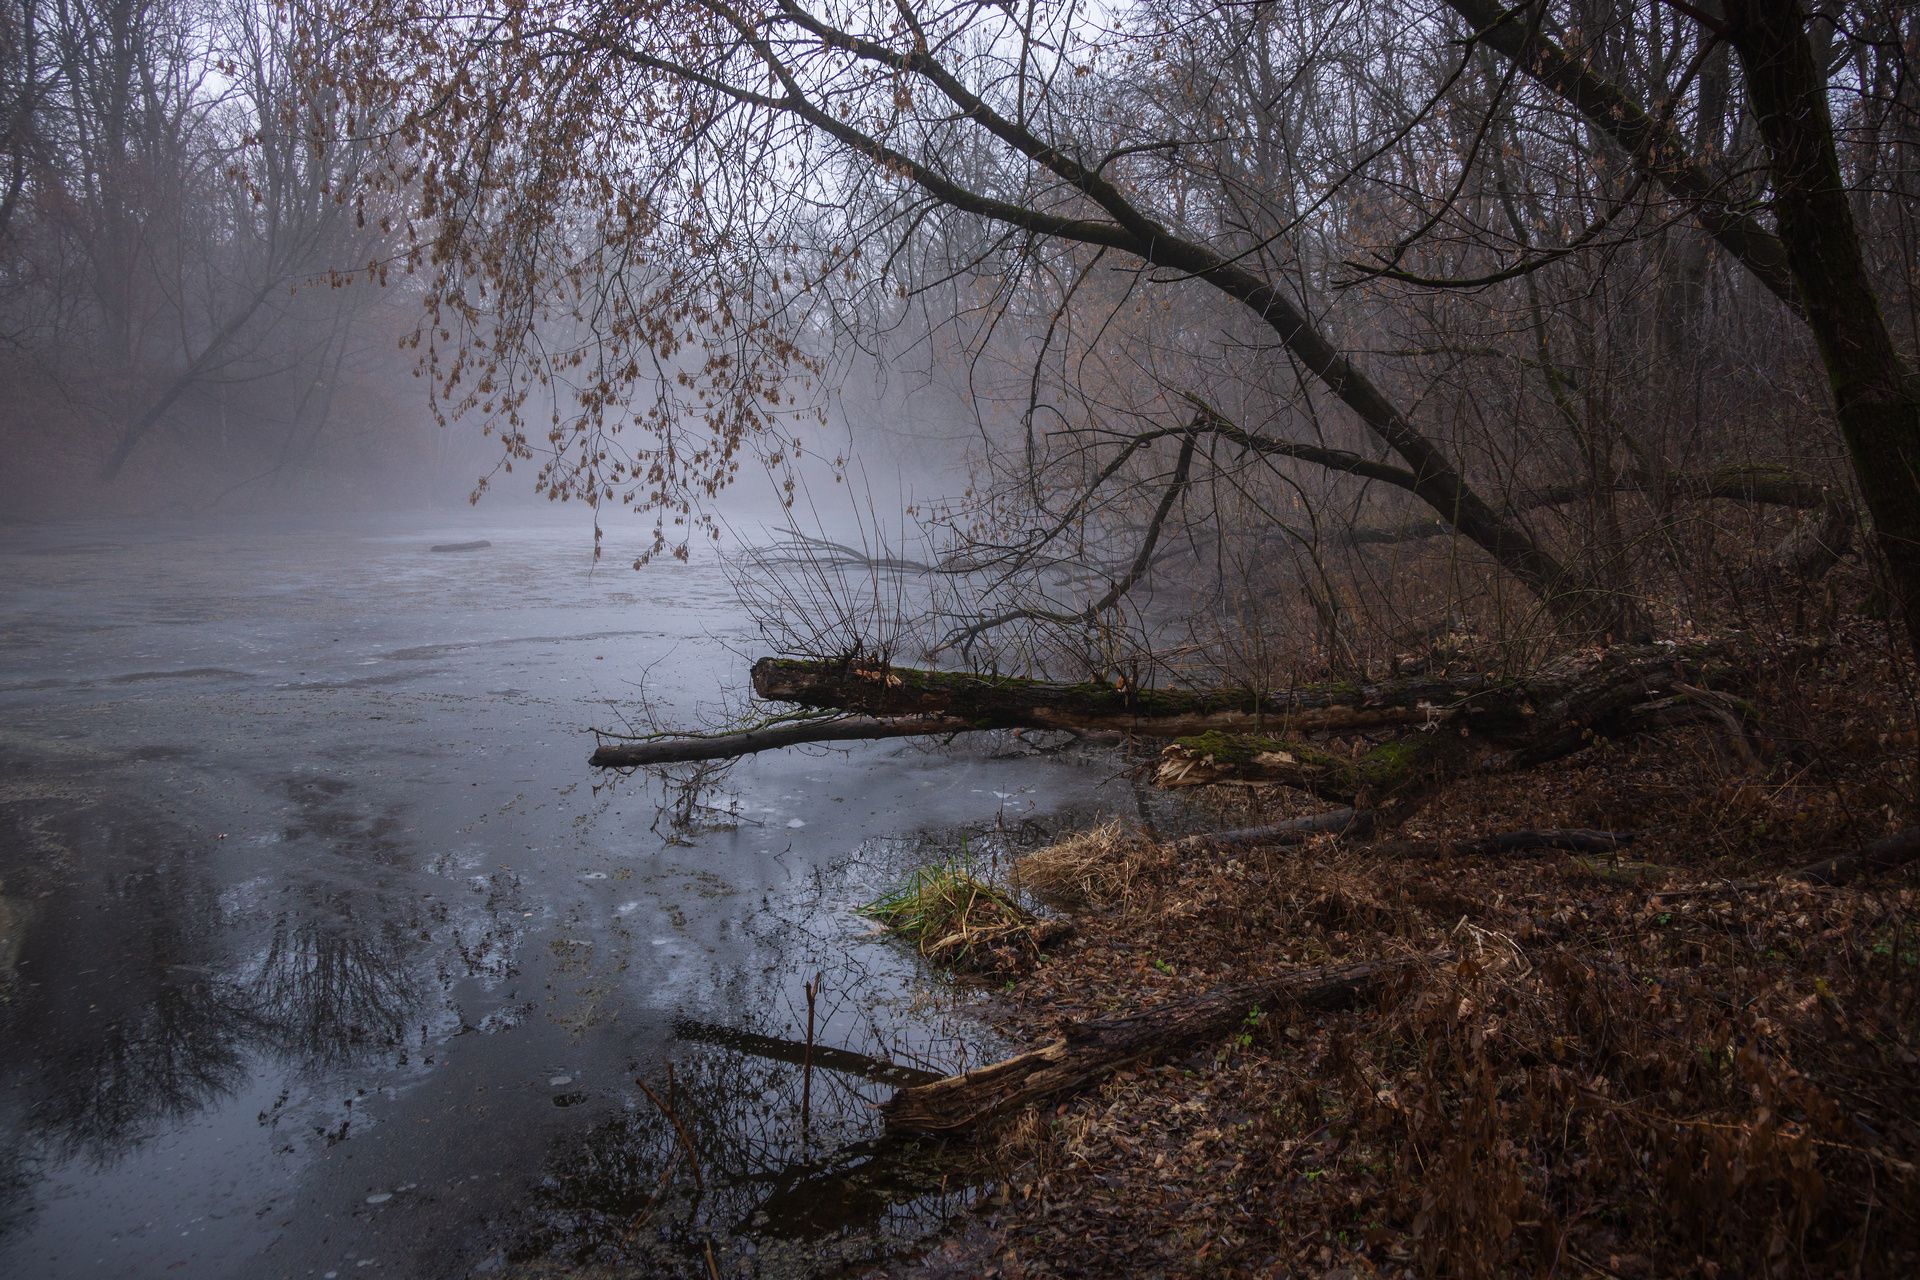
[{"x1": 881, "y1": 627, "x2": 1920, "y2": 1278}]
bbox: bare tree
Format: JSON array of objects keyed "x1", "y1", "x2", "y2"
[{"x1": 344, "y1": 0, "x2": 1917, "y2": 666}]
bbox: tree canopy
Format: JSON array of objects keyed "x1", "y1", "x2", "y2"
[{"x1": 332, "y1": 0, "x2": 1917, "y2": 664}]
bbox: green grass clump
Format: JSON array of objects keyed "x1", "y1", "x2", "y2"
[{"x1": 860, "y1": 857, "x2": 1045, "y2": 969}]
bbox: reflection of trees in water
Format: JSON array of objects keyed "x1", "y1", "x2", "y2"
[
  {"x1": 502, "y1": 809, "x2": 1136, "y2": 1273},
  {"x1": 22, "y1": 900, "x2": 416, "y2": 1161},
  {"x1": 514, "y1": 1035, "x2": 975, "y2": 1277},
  {"x1": 26, "y1": 977, "x2": 270, "y2": 1161},
  {"x1": 243, "y1": 899, "x2": 421, "y2": 1066},
  {"x1": 511, "y1": 811, "x2": 1043, "y2": 1277},
  {"x1": 10, "y1": 845, "x2": 521, "y2": 1163}
]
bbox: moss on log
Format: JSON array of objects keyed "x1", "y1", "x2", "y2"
[{"x1": 750, "y1": 656, "x2": 1504, "y2": 737}]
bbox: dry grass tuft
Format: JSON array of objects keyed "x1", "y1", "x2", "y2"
[{"x1": 1010, "y1": 819, "x2": 1160, "y2": 908}]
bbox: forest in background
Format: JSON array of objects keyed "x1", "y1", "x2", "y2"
[{"x1": 7, "y1": 0, "x2": 1920, "y2": 1273}]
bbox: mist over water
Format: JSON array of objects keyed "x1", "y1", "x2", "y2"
[{"x1": 0, "y1": 508, "x2": 1134, "y2": 1278}]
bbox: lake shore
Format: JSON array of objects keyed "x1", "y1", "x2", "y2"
[{"x1": 873, "y1": 624, "x2": 1919, "y2": 1278}]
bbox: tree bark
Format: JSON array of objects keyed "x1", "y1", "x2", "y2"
[
  {"x1": 1723, "y1": 0, "x2": 1920, "y2": 663},
  {"x1": 882, "y1": 952, "x2": 1438, "y2": 1133},
  {"x1": 751, "y1": 657, "x2": 1500, "y2": 737}
]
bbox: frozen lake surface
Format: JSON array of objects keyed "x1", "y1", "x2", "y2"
[{"x1": 0, "y1": 511, "x2": 1138, "y2": 1278}]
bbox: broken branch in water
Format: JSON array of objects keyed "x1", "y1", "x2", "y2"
[{"x1": 589, "y1": 712, "x2": 975, "y2": 767}]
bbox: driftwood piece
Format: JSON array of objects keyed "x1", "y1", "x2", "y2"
[
  {"x1": 669, "y1": 1017, "x2": 941, "y2": 1088},
  {"x1": 590, "y1": 713, "x2": 974, "y2": 767},
  {"x1": 881, "y1": 951, "x2": 1437, "y2": 1133},
  {"x1": 429, "y1": 539, "x2": 492, "y2": 552}
]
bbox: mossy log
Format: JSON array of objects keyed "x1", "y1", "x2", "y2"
[
  {"x1": 1153, "y1": 646, "x2": 1751, "y2": 797},
  {"x1": 881, "y1": 951, "x2": 1438, "y2": 1133},
  {"x1": 594, "y1": 644, "x2": 1743, "y2": 770},
  {"x1": 751, "y1": 656, "x2": 1510, "y2": 736}
]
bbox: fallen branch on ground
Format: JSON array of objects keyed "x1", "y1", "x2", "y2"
[
  {"x1": 1166, "y1": 808, "x2": 1375, "y2": 853},
  {"x1": 1787, "y1": 826, "x2": 1920, "y2": 886},
  {"x1": 881, "y1": 951, "x2": 1439, "y2": 1133}
]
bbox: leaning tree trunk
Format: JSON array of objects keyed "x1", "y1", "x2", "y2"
[{"x1": 1724, "y1": 0, "x2": 1920, "y2": 666}]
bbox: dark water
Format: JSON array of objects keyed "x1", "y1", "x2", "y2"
[{"x1": 0, "y1": 513, "x2": 1127, "y2": 1278}]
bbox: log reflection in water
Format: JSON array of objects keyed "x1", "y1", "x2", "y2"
[{"x1": 514, "y1": 1026, "x2": 979, "y2": 1273}]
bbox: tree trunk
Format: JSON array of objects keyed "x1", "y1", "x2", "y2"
[
  {"x1": 596, "y1": 645, "x2": 1742, "y2": 770},
  {"x1": 1724, "y1": 0, "x2": 1920, "y2": 664},
  {"x1": 750, "y1": 656, "x2": 1512, "y2": 737}
]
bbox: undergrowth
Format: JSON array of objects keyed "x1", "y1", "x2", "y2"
[{"x1": 885, "y1": 624, "x2": 1920, "y2": 1279}]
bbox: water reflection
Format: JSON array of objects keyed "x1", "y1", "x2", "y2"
[
  {"x1": 30, "y1": 976, "x2": 266, "y2": 1160},
  {"x1": 0, "y1": 518, "x2": 1160, "y2": 1278},
  {"x1": 244, "y1": 898, "x2": 421, "y2": 1066},
  {"x1": 513, "y1": 1028, "x2": 976, "y2": 1276},
  {"x1": 0, "y1": 798, "x2": 520, "y2": 1169}
]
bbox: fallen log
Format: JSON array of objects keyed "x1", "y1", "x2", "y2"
[
  {"x1": 670, "y1": 1016, "x2": 942, "y2": 1088},
  {"x1": 590, "y1": 713, "x2": 975, "y2": 767},
  {"x1": 1788, "y1": 826, "x2": 1920, "y2": 886},
  {"x1": 881, "y1": 951, "x2": 1437, "y2": 1133},
  {"x1": 1153, "y1": 653, "x2": 1752, "y2": 798},
  {"x1": 1166, "y1": 808, "x2": 1375, "y2": 853},
  {"x1": 594, "y1": 643, "x2": 1743, "y2": 770},
  {"x1": 755, "y1": 643, "x2": 1738, "y2": 742},
  {"x1": 429, "y1": 539, "x2": 492, "y2": 552},
  {"x1": 751, "y1": 656, "x2": 1516, "y2": 737}
]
